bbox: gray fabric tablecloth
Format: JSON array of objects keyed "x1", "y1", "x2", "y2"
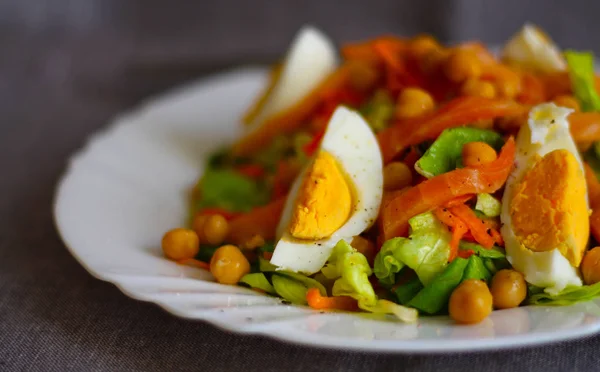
[{"x1": 3, "y1": 1, "x2": 600, "y2": 370}]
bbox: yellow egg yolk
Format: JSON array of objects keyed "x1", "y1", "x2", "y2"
[
  {"x1": 288, "y1": 150, "x2": 353, "y2": 240},
  {"x1": 510, "y1": 149, "x2": 589, "y2": 266}
]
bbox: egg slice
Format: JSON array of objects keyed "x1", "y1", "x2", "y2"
[
  {"x1": 243, "y1": 26, "x2": 338, "y2": 131},
  {"x1": 270, "y1": 107, "x2": 383, "y2": 274},
  {"x1": 501, "y1": 103, "x2": 589, "y2": 295},
  {"x1": 502, "y1": 23, "x2": 566, "y2": 73}
]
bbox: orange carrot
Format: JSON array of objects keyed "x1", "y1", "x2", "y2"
[
  {"x1": 434, "y1": 207, "x2": 468, "y2": 261},
  {"x1": 262, "y1": 251, "x2": 273, "y2": 260},
  {"x1": 518, "y1": 73, "x2": 547, "y2": 105},
  {"x1": 585, "y1": 163, "x2": 600, "y2": 209},
  {"x1": 177, "y1": 258, "x2": 210, "y2": 270},
  {"x1": 380, "y1": 137, "x2": 515, "y2": 240},
  {"x1": 227, "y1": 197, "x2": 286, "y2": 246},
  {"x1": 377, "y1": 96, "x2": 524, "y2": 163},
  {"x1": 271, "y1": 161, "x2": 300, "y2": 200},
  {"x1": 236, "y1": 164, "x2": 266, "y2": 179},
  {"x1": 443, "y1": 194, "x2": 475, "y2": 208},
  {"x1": 449, "y1": 204, "x2": 495, "y2": 248},
  {"x1": 306, "y1": 288, "x2": 359, "y2": 311},
  {"x1": 232, "y1": 64, "x2": 351, "y2": 156},
  {"x1": 458, "y1": 249, "x2": 475, "y2": 259}
]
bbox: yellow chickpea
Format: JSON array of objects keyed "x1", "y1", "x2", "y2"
[
  {"x1": 383, "y1": 161, "x2": 413, "y2": 190},
  {"x1": 162, "y1": 228, "x2": 200, "y2": 260},
  {"x1": 409, "y1": 34, "x2": 440, "y2": 60},
  {"x1": 581, "y1": 247, "x2": 600, "y2": 285},
  {"x1": 203, "y1": 214, "x2": 229, "y2": 245},
  {"x1": 553, "y1": 95, "x2": 581, "y2": 111},
  {"x1": 444, "y1": 49, "x2": 482, "y2": 83},
  {"x1": 449, "y1": 279, "x2": 493, "y2": 324},
  {"x1": 210, "y1": 245, "x2": 251, "y2": 284},
  {"x1": 462, "y1": 142, "x2": 498, "y2": 167},
  {"x1": 241, "y1": 234, "x2": 265, "y2": 250},
  {"x1": 351, "y1": 236, "x2": 376, "y2": 264},
  {"x1": 396, "y1": 87, "x2": 435, "y2": 119},
  {"x1": 490, "y1": 269, "x2": 527, "y2": 309},
  {"x1": 494, "y1": 75, "x2": 521, "y2": 99},
  {"x1": 191, "y1": 213, "x2": 209, "y2": 241},
  {"x1": 461, "y1": 78, "x2": 496, "y2": 99}
]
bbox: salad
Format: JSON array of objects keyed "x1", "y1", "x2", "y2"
[{"x1": 160, "y1": 24, "x2": 600, "y2": 324}]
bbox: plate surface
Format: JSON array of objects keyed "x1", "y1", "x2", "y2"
[{"x1": 54, "y1": 67, "x2": 600, "y2": 353}]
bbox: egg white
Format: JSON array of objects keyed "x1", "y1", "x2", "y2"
[
  {"x1": 246, "y1": 26, "x2": 338, "y2": 131},
  {"x1": 270, "y1": 107, "x2": 383, "y2": 274},
  {"x1": 501, "y1": 103, "x2": 585, "y2": 295},
  {"x1": 502, "y1": 23, "x2": 566, "y2": 73}
]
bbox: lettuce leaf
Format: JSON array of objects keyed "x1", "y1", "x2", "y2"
[
  {"x1": 415, "y1": 127, "x2": 504, "y2": 178},
  {"x1": 463, "y1": 255, "x2": 492, "y2": 281},
  {"x1": 194, "y1": 169, "x2": 270, "y2": 212},
  {"x1": 528, "y1": 281, "x2": 600, "y2": 306},
  {"x1": 475, "y1": 193, "x2": 502, "y2": 217},
  {"x1": 408, "y1": 257, "x2": 469, "y2": 314},
  {"x1": 271, "y1": 275, "x2": 309, "y2": 305},
  {"x1": 323, "y1": 240, "x2": 418, "y2": 322},
  {"x1": 374, "y1": 212, "x2": 451, "y2": 287},
  {"x1": 565, "y1": 50, "x2": 600, "y2": 112},
  {"x1": 239, "y1": 273, "x2": 276, "y2": 294},
  {"x1": 359, "y1": 90, "x2": 395, "y2": 132},
  {"x1": 459, "y1": 241, "x2": 506, "y2": 259},
  {"x1": 394, "y1": 277, "x2": 424, "y2": 305}
]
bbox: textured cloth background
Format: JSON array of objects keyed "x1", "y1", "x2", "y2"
[{"x1": 3, "y1": 0, "x2": 600, "y2": 370}]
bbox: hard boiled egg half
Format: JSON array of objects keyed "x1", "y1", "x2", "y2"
[
  {"x1": 270, "y1": 107, "x2": 383, "y2": 274},
  {"x1": 243, "y1": 26, "x2": 338, "y2": 131},
  {"x1": 501, "y1": 103, "x2": 589, "y2": 295}
]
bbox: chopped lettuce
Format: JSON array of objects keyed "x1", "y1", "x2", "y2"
[
  {"x1": 194, "y1": 169, "x2": 270, "y2": 212},
  {"x1": 564, "y1": 50, "x2": 600, "y2": 112},
  {"x1": 323, "y1": 240, "x2": 418, "y2": 322},
  {"x1": 276, "y1": 272, "x2": 327, "y2": 296},
  {"x1": 415, "y1": 127, "x2": 504, "y2": 178},
  {"x1": 359, "y1": 90, "x2": 395, "y2": 132},
  {"x1": 459, "y1": 241, "x2": 506, "y2": 259},
  {"x1": 374, "y1": 212, "x2": 451, "y2": 287},
  {"x1": 408, "y1": 257, "x2": 469, "y2": 314},
  {"x1": 462, "y1": 255, "x2": 492, "y2": 281},
  {"x1": 528, "y1": 281, "x2": 600, "y2": 306},
  {"x1": 475, "y1": 193, "x2": 502, "y2": 217},
  {"x1": 393, "y1": 277, "x2": 424, "y2": 305},
  {"x1": 271, "y1": 275, "x2": 309, "y2": 304},
  {"x1": 239, "y1": 273, "x2": 276, "y2": 294}
]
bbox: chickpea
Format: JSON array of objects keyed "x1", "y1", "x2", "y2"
[
  {"x1": 351, "y1": 236, "x2": 376, "y2": 264},
  {"x1": 495, "y1": 75, "x2": 521, "y2": 99},
  {"x1": 383, "y1": 161, "x2": 413, "y2": 190},
  {"x1": 241, "y1": 234, "x2": 265, "y2": 250},
  {"x1": 444, "y1": 49, "x2": 482, "y2": 83},
  {"x1": 581, "y1": 247, "x2": 600, "y2": 285},
  {"x1": 396, "y1": 88, "x2": 435, "y2": 119},
  {"x1": 470, "y1": 119, "x2": 494, "y2": 130},
  {"x1": 409, "y1": 34, "x2": 440, "y2": 60},
  {"x1": 191, "y1": 213, "x2": 209, "y2": 241},
  {"x1": 162, "y1": 228, "x2": 200, "y2": 260},
  {"x1": 449, "y1": 279, "x2": 493, "y2": 324},
  {"x1": 462, "y1": 142, "x2": 497, "y2": 167},
  {"x1": 210, "y1": 245, "x2": 250, "y2": 284},
  {"x1": 461, "y1": 78, "x2": 496, "y2": 99},
  {"x1": 553, "y1": 95, "x2": 580, "y2": 111},
  {"x1": 203, "y1": 214, "x2": 229, "y2": 245},
  {"x1": 490, "y1": 269, "x2": 527, "y2": 309}
]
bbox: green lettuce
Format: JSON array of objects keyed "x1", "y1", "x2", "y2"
[
  {"x1": 459, "y1": 241, "x2": 506, "y2": 259},
  {"x1": 359, "y1": 90, "x2": 395, "y2": 132},
  {"x1": 374, "y1": 212, "x2": 451, "y2": 287},
  {"x1": 394, "y1": 277, "x2": 424, "y2": 305},
  {"x1": 462, "y1": 255, "x2": 492, "y2": 281},
  {"x1": 194, "y1": 169, "x2": 270, "y2": 212},
  {"x1": 528, "y1": 281, "x2": 600, "y2": 306},
  {"x1": 239, "y1": 273, "x2": 276, "y2": 294},
  {"x1": 475, "y1": 193, "x2": 502, "y2": 217},
  {"x1": 271, "y1": 275, "x2": 309, "y2": 305},
  {"x1": 407, "y1": 257, "x2": 469, "y2": 314},
  {"x1": 565, "y1": 50, "x2": 600, "y2": 112},
  {"x1": 323, "y1": 240, "x2": 418, "y2": 322},
  {"x1": 415, "y1": 127, "x2": 504, "y2": 178}
]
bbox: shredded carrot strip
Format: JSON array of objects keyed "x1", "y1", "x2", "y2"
[
  {"x1": 458, "y1": 249, "x2": 475, "y2": 259},
  {"x1": 569, "y1": 112, "x2": 600, "y2": 143},
  {"x1": 591, "y1": 208, "x2": 600, "y2": 243},
  {"x1": 303, "y1": 130, "x2": 325, "y2": 156},
  {"x1": 517, "y1": 73, "x2": 547, "y2": 105},
  {"x1": 442, "y1": 194, "x2": 475, "y2": 208},
  {"x1": 227, "y1": 197, "x2": 286, "y2": 246},
  {"x1": 434, "y1": 207, "x2": 468, "y2": 261},
  {"x1": 306, "y1": 288, "x2": 359, "y2": 311},
  {"x1": 449, "y1": 204, "x2": 495, "y2": 248},
  {"x1": 177, "y1": 258, "x2": 210, "y2": 270},
  {"x1": 236, "y1": 164, "x2": 266, "y2": 179},
  {"x1": 262, "y1": 251, "x2": 273, "y2": 260}
]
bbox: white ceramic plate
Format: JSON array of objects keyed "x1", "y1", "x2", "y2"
[{"x1": 54, "y1": 67, "x2": 600, "y2": 353}]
